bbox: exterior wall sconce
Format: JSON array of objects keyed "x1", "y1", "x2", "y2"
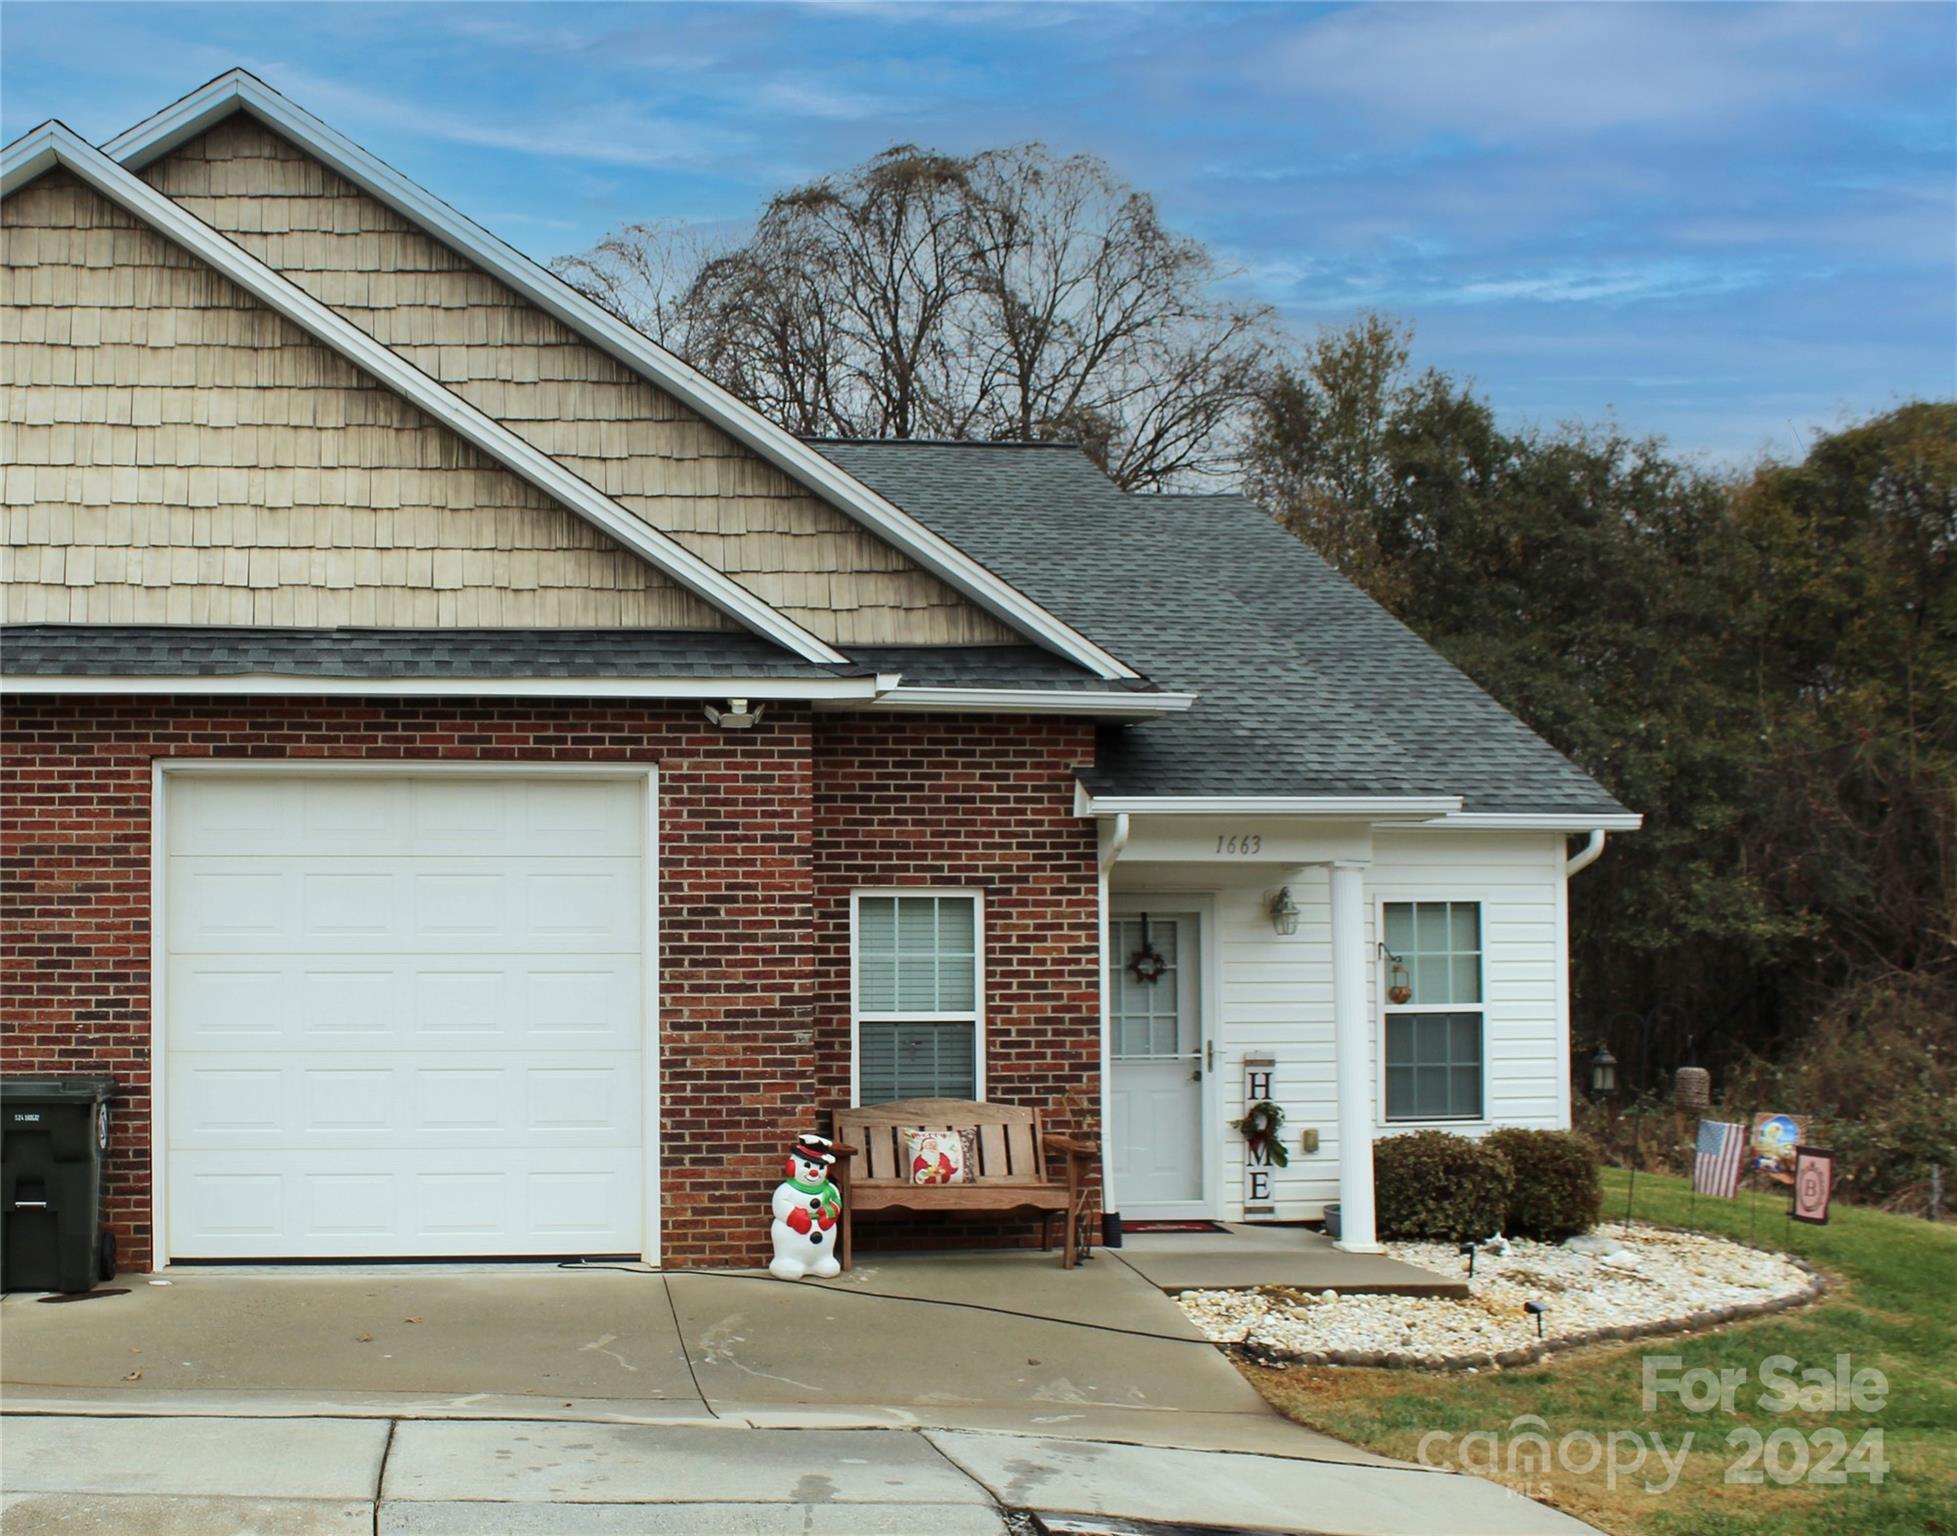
[
  {"x1": 1268, "y1": 887, "x2": 1299, "y2": 936},
  {"x1": 1587, "y1": 1046, "x2": 1618, "y2": 1101},
  {"x1": 703, "y1": 698, "x2": 766, "y2": 729}
]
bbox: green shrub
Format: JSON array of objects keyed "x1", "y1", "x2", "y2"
[
  {"x1": 1373, "y1": 1130, "x2": 1513, "y2": 1241},
  {"x1": 1723, "y1": 973, "x2": 1957, "y2": 1210},
  {"x1": 1485, "y1": 1127, "x2": 1603, "y2": 1239}
]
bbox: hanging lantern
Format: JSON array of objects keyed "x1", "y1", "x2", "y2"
[
  {"x1": 1386, "y1": 951, "x2": 1412, "y2": 1006},
  {"x1": 1588, "y1": 1047, "x2": 1618, "y2": 1101}
]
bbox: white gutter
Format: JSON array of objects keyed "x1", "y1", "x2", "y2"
[
  {"x1": 1393, "y1": 812, "x2": 1645, "y2": 833},
  {"x1": 817, "y1": 687, "x2": 1196, "y2": 719},
  {"x1": 1, "y1": 121, "x2": 850, "y2": 669},
  {"x1": 98, "y1": 71, "x2": 1140, "y2": 682},
  {"x1": 1, "y1": 673, "x2": 894, "y2": 702},
  {"x1": 1564, "y1": 829, "x2": 1609, "y2": 877}
]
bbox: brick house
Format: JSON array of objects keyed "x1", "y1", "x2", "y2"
[{"x1": 1, "y1": 73, "x2": 1637, "y2": 1272}]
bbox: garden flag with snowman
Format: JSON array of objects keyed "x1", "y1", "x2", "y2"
[{"x1": 769, "y1": 1133, "x2": 843, "y2": 1280}]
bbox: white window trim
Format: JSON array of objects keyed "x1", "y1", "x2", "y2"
[
  {"x1": 1374, "y1": 895, "x2": 1490, "y2": 1128},
  {"x1": 848, "y1": 888, "x2": 986, "y2": 1106}
]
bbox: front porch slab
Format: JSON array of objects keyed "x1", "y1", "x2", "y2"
[{"x1": 1113, "y1": 1225, "x2": 1468, "y2": 1297}]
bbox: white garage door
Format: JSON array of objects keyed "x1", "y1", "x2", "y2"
[{"x1": 163, "y1": 772, "x2": 648, "y2": 1260}]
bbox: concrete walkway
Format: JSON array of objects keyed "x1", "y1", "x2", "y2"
[
  {"x1": 1, "y1": 1255, "x2": 1594, "y2": 1534},
  {"x1": 0, "y1": 1414, "x2": 1597, "y2": 1535},
  {"x1": 1115, "y1": 1226, "x2": 1468, "y2": 1297}
]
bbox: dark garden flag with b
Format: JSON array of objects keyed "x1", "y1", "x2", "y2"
[{"x1": 1791, "y1": 1146, "x2": 1835, "y2": 1225}]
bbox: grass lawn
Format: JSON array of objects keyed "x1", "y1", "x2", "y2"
[{"x1": 1238, "y1": 1169, "x2": 1956, "y2": 1535}]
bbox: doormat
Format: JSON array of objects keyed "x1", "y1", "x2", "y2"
[{"x1": 1122, "y1": 1220, "x2": 1228, "y2": 1234}]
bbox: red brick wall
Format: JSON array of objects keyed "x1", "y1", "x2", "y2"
[
  {"x1": 811, "y1": 714, "x2": 1101, "y2": 1250},
  {"x1": 0, "y1": 695, "x2": 818, "y2": 1270},
  {"x1": 1, "y1": 697, "x2": 1099, "y2": 1270}
]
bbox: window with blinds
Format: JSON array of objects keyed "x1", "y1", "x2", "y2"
[
  {"x1": 1382, "y1": 900, "x2": 1484, "y2": 1121},
  {"x1": 853, "y1": 892, "x2": 981, "y2": 1103}
]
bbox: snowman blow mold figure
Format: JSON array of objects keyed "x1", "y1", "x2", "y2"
[{"x1": 770, "y1": 1133, "x2": 842, "y2": 1280}]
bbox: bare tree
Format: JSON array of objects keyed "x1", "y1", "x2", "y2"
[
  {"x1": 553, "y1": 144, "x2": 1271, "y2": 489},
  {"x1": 553, "y1": 218, "x2": 723, "y2": 357},
  {"x1": 960, "y1": 149, "x2": 1269, "y2": 488}
]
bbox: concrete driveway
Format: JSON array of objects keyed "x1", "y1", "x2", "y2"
[
  {"x1": 2, "y1": 1254, "x2": 1598, "y2": 1534},
  {"x1": 2, "y1": 1253, "x2": 1356, "y2": 1453}
]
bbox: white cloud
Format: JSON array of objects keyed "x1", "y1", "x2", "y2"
[
  {"x1": 1450, "y1": 262, "x2": 1766, "y2": 305},
  {"x1": 229, "y1": 60, "x2": 757, "y2": 169},
  {"x1": 1265, "y1": 3, "x2": 1897, "y2": 144}
]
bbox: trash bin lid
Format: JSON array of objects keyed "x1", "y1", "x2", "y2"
[{"x1": 0, "y1": 1076, "x2": 118, "y2": 1104}]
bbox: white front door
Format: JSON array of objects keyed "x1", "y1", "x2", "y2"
[
  {"x1": 161, "y1": 772, "x2": 649, "y2": 1261},
  {"x1": 1109, "y1": 910, "x2": 1209, "y2": 1216}
]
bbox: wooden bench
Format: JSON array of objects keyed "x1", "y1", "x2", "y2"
[{"x1": 831, "y1": 1099, "x2": 1098, "y2": 1270}]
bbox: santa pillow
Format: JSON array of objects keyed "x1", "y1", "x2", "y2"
[{"x1": 904, "y1": 1127, "x2": 978, "y2": 1185}]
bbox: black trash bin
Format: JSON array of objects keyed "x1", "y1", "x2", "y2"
[{"x1": 2, "y1": 1076, "x2": 118, "y2": 1294}]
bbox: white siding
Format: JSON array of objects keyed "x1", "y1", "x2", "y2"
[{"x1": 1113, "y1": 829, "x2": 1572, "y2": 1221}]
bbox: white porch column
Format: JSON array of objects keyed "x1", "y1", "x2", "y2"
[
  {"x1": 1329, "y1": 859, "x2": 1382, "y2": 1252},
  {"x1": 1096, "y1": 814, "x2": 1129, "y2": 1244}
]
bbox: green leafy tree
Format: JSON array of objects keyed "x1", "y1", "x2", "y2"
[{"x1": 1244, "y1": 320, "x2": 1956, "y2": 1112}]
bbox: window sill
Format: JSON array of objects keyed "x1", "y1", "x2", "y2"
[{"x1": 1379, "y1": 1117, "x2": 1489, "y2": 1130}]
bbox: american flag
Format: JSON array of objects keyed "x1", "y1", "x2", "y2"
[{"x1": 1694, "y1": 1120, "x2": 1746, "y2": 1198}]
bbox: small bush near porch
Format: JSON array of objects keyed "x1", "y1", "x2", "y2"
[
  {"x1": 1372, "y1": 1130, "x2": 1513, "y2": 1240},
  {"x1": 1236, "y1": 1168, "x2": 1956, "y2": 1536},
  {"x1": 1485, "y1": 1127, "x2": 1605, "y2": 1240},
  {"x1": 1372, "y1": 1128, "x2": 1605, "y2": 1243}
]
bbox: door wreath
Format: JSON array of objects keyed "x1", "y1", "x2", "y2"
[
  {"x1": 1230, "y1": 1099, "x2": 1290, "y2": 1167},
  {"x1": 1126, "y1": 913, "x2": 1169, "y2": 984}
]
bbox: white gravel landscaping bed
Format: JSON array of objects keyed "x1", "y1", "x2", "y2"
[{"x1": 1177, "y1": 1223, "x2": 1822, "y2": 1371}]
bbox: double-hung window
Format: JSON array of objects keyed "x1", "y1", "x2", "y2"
[
  {"x1": 1382, "y1": 900, "x2": 1484, "y2": 1121},
  {"x1": 852, "y1": 892, "x2": 982, "y2": 1104}
]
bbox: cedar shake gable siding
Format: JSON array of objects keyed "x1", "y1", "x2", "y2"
[
  {"x1": 138, "y1": 115, "x2": 1013, "y2": 647},
  {"x1": 1, "y1": 171, "x2": 727, "y2": 631}
]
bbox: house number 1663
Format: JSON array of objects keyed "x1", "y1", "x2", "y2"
[{"x1": 1215, "y1": 834, "x2": 1263, "y2": 855}]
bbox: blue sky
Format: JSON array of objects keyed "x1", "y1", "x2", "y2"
[{"x1": 5, "y1": 1, "x2": 1952, "y2": 465}]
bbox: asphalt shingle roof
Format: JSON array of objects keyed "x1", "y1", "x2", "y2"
[
  {"x1": 813, "y1": 440, "x2": 1630, "y2": 818},
  {"x1": 843, "y1": 644, "x2": 1147, "y2": 691},
  {"x1": 0, "y1": 626, "x2": 850, "y2": 679},
  {"x1": 0, "y1": 624, "x2": 1148, "y2": 699},
  {"x1": 3, "y1": 446, "x2": 1629, "y2": 819}
]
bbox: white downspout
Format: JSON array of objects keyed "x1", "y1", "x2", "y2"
[
  {"x1": 1102, "y1": 812, "x2": 1131, "y2": 871},
  {"x1": 1097, "y1": 814, "x2": 1129, "y2": 1246},
  {"x1": 1565, "y1": 829, "x2": 1607, "y2": 877},
  {"x1": 1558, "y1": 829, "x2": 1606, "y2": 1133}
]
